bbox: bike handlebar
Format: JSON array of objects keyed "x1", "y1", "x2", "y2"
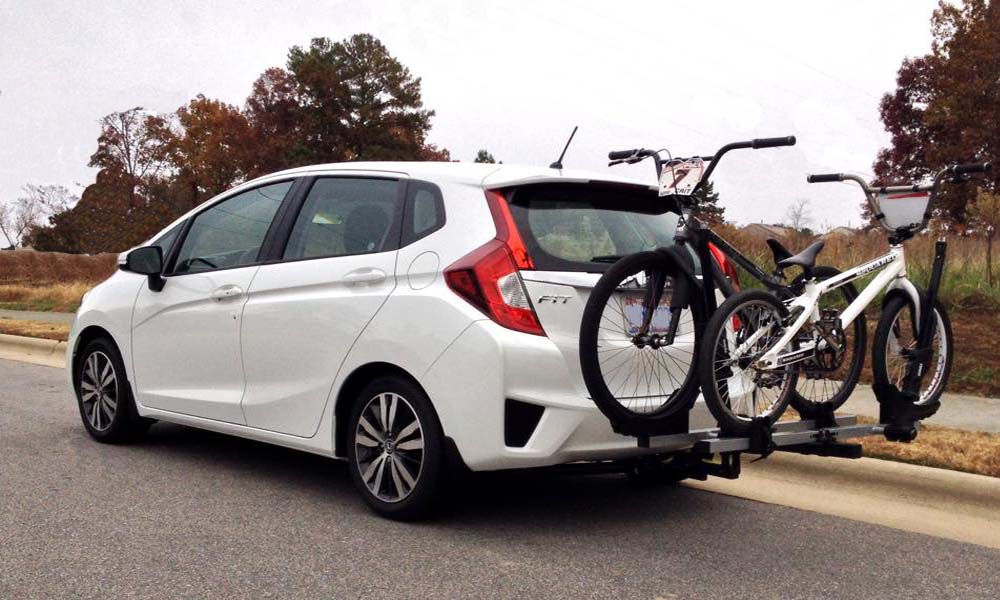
[
  {"x1": 752, "y1": 136, "x2": 796, "y2": 149},
  {"x1": 608, "y1": 149, "x2": 639, "y2": 161},
  {"x1": 806, "y1": 173, "x2": 843, "y2": 183},
  {"x1": 949, "y1": 162, "x2": 992, "y2": 176}
]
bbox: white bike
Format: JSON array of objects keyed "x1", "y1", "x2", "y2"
[{"x1": 699, "y1": 163, "x2": 990, "y2": 434}]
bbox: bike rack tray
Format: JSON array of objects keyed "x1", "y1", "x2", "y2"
[{"x1": 639, "y1": 415, "x2": 899, "y2": 457}]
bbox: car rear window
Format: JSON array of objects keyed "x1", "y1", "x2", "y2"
[{"x1": 507, "y1": 183, "x2": 681, "y2": 272}]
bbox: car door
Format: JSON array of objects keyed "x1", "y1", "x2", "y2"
[
  {"x1": 131, "y1": 180, "x2": 294, "y2": 423},
  {"x1": 239, "y1": 176, "x2": 404, "y2": 437}
]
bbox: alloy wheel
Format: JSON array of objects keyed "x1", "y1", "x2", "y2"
[
  {"x1": 354, "y1": 392, "x2": 425, "y2": 503},
  {"x1": 80, "y1": 351, "x2": 118, "y2": 432}
]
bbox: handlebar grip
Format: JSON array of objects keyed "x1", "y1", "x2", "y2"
[
  {"x1": 608, "y1": 149, "x2": 639, "y2": 160},
  {"x1": 806, "y1": 173, "x2": 844, "y2": 183},
  {"x1": 950, "y1": 162, "x2": 992, "y2": 175},
  {"x1": 752, "y1": 136, "x2": 796, "y2": 149}
]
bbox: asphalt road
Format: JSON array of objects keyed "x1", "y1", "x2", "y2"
[{"x1": 2, "y1": 359, "x2": 998, "y2": 599}]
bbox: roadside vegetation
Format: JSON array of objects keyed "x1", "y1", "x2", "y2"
[
  {"x1": 0, "y1": 252, "x2": 115, "y2": 312},
  {"x1": 856, "y1": 416, "x2": 1000, "y2": 479}
]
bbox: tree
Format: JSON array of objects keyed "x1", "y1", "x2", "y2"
[
  {"x1": 474, "y1": 149, "x2": 497, "y2": 164},
  {"x1": 968, "y1": 188, "x2": 1000, "y2": 286},
  {"x1": 159, "y1": 94, "x2": 254, "y2": 205},
  {"x1": 285, "y1": 34, "x2": 440, "y2": 163},
  {"x1": 0, "y1": 185, "x2": 76, "y2": 248},
  {"x1": 244, "y1": 67, "x2": 304, "y2": 176},
  {"x1": 89, "y1": 108, "x2": 170, "y2": 209},
  {"x1": 873, "y1": 0, "x2": 1000, "y2": 224},
  {"x1": 692, "y1": 180, "x2": 725, "y2": 225},
  {"x1": 784, "y1": 198, "x2": 813, "y2": 233}
]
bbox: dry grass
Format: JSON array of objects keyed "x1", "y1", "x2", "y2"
[
  {"x1": 0, "y1": 251, "x2": 117, "y2": 286},
  {"x1": 0, "y1": 318, "x2": 70, "y2": 341},
  {"x1": 0, "y1": 282, "x2": 94, "y2": 313},
  {"x1": 855, "y1": 416, "x2": 1000, "y2": 478},
  {"x1": 0, "y1": 251, "x2": 116, "y2": 312},
  {"x1": 717, "y1": 225, "x2": 1000, "y2": 311}
]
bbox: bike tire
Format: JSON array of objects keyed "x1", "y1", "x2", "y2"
[
  {"x1": 871, "y1": 295, "x2": 953, "y2": 407},
  {"x1": 579, "y1": 251, "x2": 705, "y2": 435},
  {"x1": 698, "y1": 289, "x2": 798, "y2": 434}
]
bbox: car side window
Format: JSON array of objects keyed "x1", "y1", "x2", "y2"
[
  {"x1": 284, "y1": 178, "x2": 402, "y2": 260},
  {"x1": 172, "y1": 181, "x2": 292, "y2": 274},
  {"x1": 402, "y1": 180, "x2": 445, "y2": 245}
]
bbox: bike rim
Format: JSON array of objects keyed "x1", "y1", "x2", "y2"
[
  {"x1": 710, "y1": 300, "x2": 793, "y2": 421},
  {"x1": 354, "y1": 392, "x2": 424, "y2": 503},
  {"x1": 885, "y1": 306, "x2": 947, "y2": 404},
  {"x1": 594, "y1": 265, "x2": 695, "y2": 415},
  {"x1": 79, "y1": 351, "x2": 118, "y2": 432}
]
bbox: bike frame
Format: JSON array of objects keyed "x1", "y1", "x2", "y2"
[{"x1": 754, "y1": 244, "x2": 920, "y2": 369}]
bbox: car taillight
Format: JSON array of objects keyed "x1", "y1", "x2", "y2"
[
  {"x1": 708, "y1": 242, "x2": 740, "y2": 291},
  {"x1": 444, "y1": 190, "x2": 545, "y2": 336}
]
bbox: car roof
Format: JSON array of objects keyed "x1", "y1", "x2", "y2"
[{"x1": 260, "y1": 161, "x2": 657, "y2": 190}]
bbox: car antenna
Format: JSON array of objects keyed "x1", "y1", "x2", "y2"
[{"x1": 549, "y1": 126, "x2": 578, "y2": 169}]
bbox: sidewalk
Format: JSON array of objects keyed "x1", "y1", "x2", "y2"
[
  {"x1": 841, "y1": 383, "x2": 1000, "y2": 434},
  {"x1": 0, "y1": 309, "x2": 75, "y2": 324}
]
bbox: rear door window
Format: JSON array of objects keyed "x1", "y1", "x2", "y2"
[
  {"x1": 508, "y1": 184, "x2": 680, "y2": 272},
  {"x1": 283, "y1": 177, "x2": 402, "y2": 260}
]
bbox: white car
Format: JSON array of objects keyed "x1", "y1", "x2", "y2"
[{"x1": 69, "y1": 161, "x2": 727, "y2": 519}]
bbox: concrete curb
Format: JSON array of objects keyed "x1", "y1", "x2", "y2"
[
  {"x1": 0, "y1": 333, "x2": 67, "y2": 368},
  {"x1": 687, "y1": 452, "x2": 1000, "y2": 549}
]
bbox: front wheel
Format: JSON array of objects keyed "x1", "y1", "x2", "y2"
[
  {"x1": 75, "y1": 337, "x2": 151, "y2": 443},
  {"x1": 579, "y1": 251, "x2": 705, "y2": 435},
  {"x1": 871, "y1": 295, "x2": 953, "y2": 406},
  {"x1": 699, "y1": 289, "x2": 798, "y2": 434}
]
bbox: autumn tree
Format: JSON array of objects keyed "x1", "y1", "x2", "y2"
[
  {"x1": 969, "y1": 188, "x2": 1000, "y2": 286},
  {"x1": 873, "y1": 0, "x2": 1000, "y2": 224},
  {"x1": 244, "y1": 67, "x2": 304, "y2": 176},
  {"x1": 89, "y1": 108, "x2": 170, "y2": 209},
  {"x1": 474, "y1": 149, "x2": 497, "y2": 164},
  {"x1": 784, "y1": 198, "x2": 813, "y2": 235},
  {"x1": 157, "y1": 94, "x2": 254, "y2": 206}
]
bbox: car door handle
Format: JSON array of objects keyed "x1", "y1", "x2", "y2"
[
  {"x1": 210, "y1": 284, "x2": 244, "y2": 301},
  {"x1": 342, "y1": 268, "x2": 387, "y2": 285}
]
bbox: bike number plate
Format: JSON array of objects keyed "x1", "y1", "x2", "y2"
[{"x1": 659, "y1": 157, "x2": 705, "y2": 197}]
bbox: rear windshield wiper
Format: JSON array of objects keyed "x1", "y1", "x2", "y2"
[{"x1": 591, "y1": 255, "x2": 623, "y2": 263}]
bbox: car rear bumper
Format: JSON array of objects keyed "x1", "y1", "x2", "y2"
[{"x1": 420, "y1": 320, "x2": 715, "y2": 471}]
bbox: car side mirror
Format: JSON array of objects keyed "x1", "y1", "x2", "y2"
[{"x1": 124, "y1": 246, "x2": 166, "y2": 291}]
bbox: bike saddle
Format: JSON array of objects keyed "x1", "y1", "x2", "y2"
[
  {"x1": 766, "y1": 238, "x2": 793, "y2": 265},
  {"x1": 776, "y1": 240, "x2": 825, "y2": 274}
]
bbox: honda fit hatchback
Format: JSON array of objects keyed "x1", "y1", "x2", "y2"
[{"x1": 69, "y1": 161, "x2": 730, "y2": 519}]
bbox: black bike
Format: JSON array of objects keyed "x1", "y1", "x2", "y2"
[{"x1": 579, "y1": 137, "x2": 865, "y2": 436}]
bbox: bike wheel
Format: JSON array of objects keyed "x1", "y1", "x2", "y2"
[
  {"x1": 699, "y1": 289, "x2": 798, "y2": 434},
  {"x1": 579, "y1": 251, "x2": 704, "y2": 434},
  {"x1": 871, "y1": 295, "x2": 953, "y2": 406},
  {"x1": 788, "y1": 266, "x2": 867, "y2": 417}
]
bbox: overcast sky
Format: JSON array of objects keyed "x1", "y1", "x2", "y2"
[{"x1": 1, "y1": 0, "x2": 939, "y2": 228}]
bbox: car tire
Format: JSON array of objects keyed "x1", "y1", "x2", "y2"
[
  {"x1": 346, "y1": 375, "x2": 445, "y2": 521},
  {"x1": 75, "y1": 337, "x2": 151, "y2": 443}
]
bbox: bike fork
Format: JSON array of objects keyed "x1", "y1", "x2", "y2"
[{"x1": 904, "y1": 238, "x2": 947, "y2": 395}]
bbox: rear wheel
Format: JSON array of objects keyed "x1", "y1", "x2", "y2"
[
  {"x1": 699, "y1": 289, "x2": 798, "y2": 434},
  {"x1": 579, "y1": 251, "x2": 704, "y2": 435},
  {"x1": 347, "y1": 376, "x2": 445, "y2": 521}
]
